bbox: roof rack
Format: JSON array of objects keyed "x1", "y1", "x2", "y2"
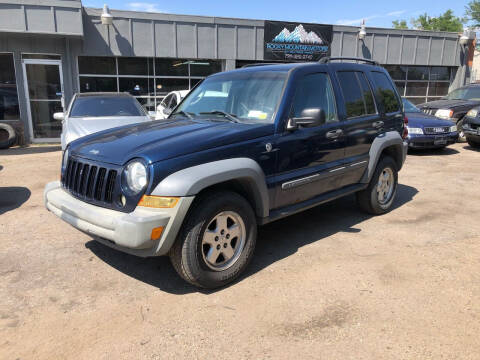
[
  {"x1": 241, "y1": 63, "x2": 282, "y2": 68},
  {"x1": 319, "y1": 57, "x2": 379, "y2": 66}
]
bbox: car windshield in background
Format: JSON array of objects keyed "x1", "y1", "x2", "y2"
[
  {"x1": 445, "y1": 87, "x2": 480, "y2": 101},
  {"x1": 402, "y1": 98, "x2": 421, "y2": 112},
  {"x1": 173, "y1": 71, "x2": 287, "y2": 123},
  {"x1": 70, "y1": 96, "x2": 146, "y2": 118}
]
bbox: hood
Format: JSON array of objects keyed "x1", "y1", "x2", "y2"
[
  {"x1": 406, "y1": 112, "x2": 455, "y2": 127},
  {"x1": 65, "y1": 116, "x2": 151, "y2": 144},
  {"x1": 69, "y1": 119, "x2": 274, "y2": 165},
  {"x1": 418, "y1": 99, "x2": 480, "y2": 110}
]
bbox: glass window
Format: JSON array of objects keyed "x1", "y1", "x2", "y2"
[
  {"x1": 136, "y1": 97, "x2": 156, "y2": 113},
  {"x1": 25, "y1": 63, "x2": 62, "y2": 100},
  {"x1": 78, "y1": 56, "x2": 116, "y2": 75},
  {"x1": 402, "y1": 98, "x2": 422, "y2": 113},
  {"x1": 337, "y1": 71, "x2": 368, "y2": 118},
  {"x1": 80, "y1": 77, "x2": 117, "y2": 92},
  {"x1": 405, "y1": 97, "x2": 426, "y2": 105},
  {"x1": 155, "y1": 78, "x2": 189, "y2": 95},
  {"x1": 155, "y1": 58, "x2": 188, "y2": 76},
  {"x1": 190, "y1": 78, "x2": 203, "y2": 88},
  {"x1": 190, "y1": 60, "x2": 222, "y2": 76},
  {"x1": 22, "y1": 54, "x2": 61, "y2": 60},
  {"x1": 405, "y1": 82, "x2": 428, "y2": 97},
  {"x1": 357, "y1": 73, "x2": 376, "y2": 115},
  {"x1": 445, "y1": 87, "x2": 480, "y2": 101},
  {"x1": 70, "y1": 96, "x2": 145, "y2": 117},
  {"x1": 161, "y1": 94, "x2": 173, "y2": 108},
  {"x1": 371, "y1": 72, "x2": 401, "y2": 113},
  {"x1": 428, "y1": 82, "x2": 449, "y2": 97},
  {"x1": 291, "y1": 73, "x2": 337, "y2": 123},
  {"x1": 118, "y1": 57, "x2": 153, "y2": 76},
  {"x1": 430, "y1": 67, "x2": 450, "y2": 81},
  {"x1": 407, "y1": 66, "x2": 429, "y2": 80},
  {"x1": 384, "y1": 65, "x2": 407, "y2": 80},
  {"x1": 119, "y1": 78, "x2": 154, "y2": 96},
  {"x1": 175, "y1": 71, "x2": 287, "y2": 124},
  {"x1": 0, "y1": 54, "x2": 20, "y2": 120},
  {"x1": 395, "y1": 82, "x2": 406, "y2": 96},
  {"x1": 170, "y1": 94, "x2": 178, "y2": 109}
]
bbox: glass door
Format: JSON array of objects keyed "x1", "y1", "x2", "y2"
[{"x1": 22, "y1": 59, "x2": 64, "y2": 141}]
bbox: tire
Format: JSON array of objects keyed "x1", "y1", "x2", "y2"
[
  {"x1": 169, "y1": 191, "x2": 257, "y2": 289},
  {"x1": 0, "y1": 123, "x2": 16, "y2": 149},
  {"x1": 457, "y1": 120, "x2": 466, "y2": 142},
  {"x1": 467, "y1": 137, "x2": 480, "y2": 148},
  {"x1": 357, "y1": 156, "x2": 398, "y2": 215}
]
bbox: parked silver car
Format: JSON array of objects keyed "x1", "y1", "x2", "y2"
[{"x1": 56, "y1": 92, "x2": 152, "y2": 150}]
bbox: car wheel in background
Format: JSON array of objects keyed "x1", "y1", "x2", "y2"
[
  {"x1": 0, "y1": 123, "x2": 16, "y2": 149},
  {"x1": 467, "y1": 137, "x2": 480, "y2": 149},
  {"x1": 357, "y1": 156, "x2": 398, "y2": 215},
  {"x1": 169, "y1": 191, "x2": 257, "y2": 289},
  {"x1": 457, "y1": 119, "x2": 466, "y2": 142}
]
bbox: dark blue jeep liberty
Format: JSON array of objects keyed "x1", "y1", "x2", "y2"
[{"x1": 45, "y1": 58, "x2": 408, "y2": 288}]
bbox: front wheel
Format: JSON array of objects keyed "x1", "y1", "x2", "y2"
[
  {"x1": 169, "y1": 191, "x2": 257, "y2": 289},
  {"x1": 357, "y1": 156, "x2": 398, "y2": 215},
  {"x1": 467, "y1": 137, "x2": 480, "y2": 148}
]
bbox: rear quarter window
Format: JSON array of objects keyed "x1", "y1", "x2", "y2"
[{"x1": 371, "y1": 71, "x2": 401, "y2": 114}]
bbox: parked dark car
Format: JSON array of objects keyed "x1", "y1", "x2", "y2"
[
  {"x1": 403, "y1": 98, "x2": 458, "y2": 150},
  {"x1": 418, "y1": 84, "x2": 480, "y2": 141},
  {"x1": 44, "y1": 58, "x2": 408, "y2": 289},
  {"x1": 462, "y1": 107, "x2": 480, "y2": 148}
]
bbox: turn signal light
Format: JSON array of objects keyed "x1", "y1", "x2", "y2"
[
  {"x1": 151, "y1": 226, "x2": 164, "y2": 241},
  {"x1": 138, "y1": 195, "x2": 179, "y2": 208}
]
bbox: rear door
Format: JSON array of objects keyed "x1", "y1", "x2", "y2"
[
  {"x1": 335, "y1": 70, "x2": 381, "y2": 186},
  {"x1": 274, "y1": 71, "x2": 346, "y2": 209}
]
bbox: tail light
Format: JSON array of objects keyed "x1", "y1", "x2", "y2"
[{"x1": 402, "y1": 116, "x2": 408, "y2": 139}]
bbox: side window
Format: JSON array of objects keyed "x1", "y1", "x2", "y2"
[
  {"x1": 337, "y1": 71, "x2": 376, "y2": 118},
  {"x1": 160, "y1": 94, "x2": 172, "y2": 108},
  {"x1": 291, "y1": 73, "x2": 337, "y2": 124},
  {"x1": 169, "y1": 94, "x2": 178, "y2": 109},
  {"x1": 371, "y1": 71, "x2": 401, "y2": 113}
]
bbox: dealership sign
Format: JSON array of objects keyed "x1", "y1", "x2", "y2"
[{"x1": 264, "y1": 21, "x2": 332, "y2": 61}]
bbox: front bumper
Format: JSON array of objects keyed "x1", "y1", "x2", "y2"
[
  {"x1": 464, "y1": 128, "x2": 480, "y2": 141},
  {"x1": 44, "y1": 181, "x2": 194, "y2": 257},
  {"x1": 407, "y1": 133, "x2": 458, "y2": 149}
]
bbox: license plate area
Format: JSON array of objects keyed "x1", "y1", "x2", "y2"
[{"x1": 434, "y1": 136, "x2": 447, "y2": 145}]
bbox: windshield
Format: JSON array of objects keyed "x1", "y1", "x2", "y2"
[
  {"x1": 173, "y1": 71, "x2": 287, "y2": 123},
  {"x1": 70, "y1": 96, "x2": 146, "y2": 118},
  {"x1": 402, "y1": 98, "x2": 421, "y2": 113},
  {"x1": 444, "y1": 87, "x2": 480, "y2": 101}
]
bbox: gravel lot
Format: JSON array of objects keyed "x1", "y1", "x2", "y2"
[{"x1": 1, "y1": 143, "x2": 479, "y2": 359}]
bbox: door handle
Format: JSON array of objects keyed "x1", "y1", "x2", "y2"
[
  {"x1": 326, "y1": 129, "x2": 343, "y2": 139},
  {"x1": 373, "y1": 121, "x2": 384, "y2": 129}
]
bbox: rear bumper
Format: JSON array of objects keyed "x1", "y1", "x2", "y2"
[
  {"x1": 407, "y1": 133, "x2": 458, "y2": 148},
  {"x1": 44, "y1": 181, "x2": 194, "y2": 257}
]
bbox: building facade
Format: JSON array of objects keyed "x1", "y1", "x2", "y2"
[{"x1": 0, "y1": 0, "x2": 473, "y2": 144}]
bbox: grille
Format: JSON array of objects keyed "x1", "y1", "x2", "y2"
[
  {"x1": 62, "y1": 158, "x2": 117, "y2": 204},
  {"x1": 422, "y1": 108, "x2": 436, "y2": 116},
  {"x1": 424, "y1": 126, "x2": 450, "y2": 135}
]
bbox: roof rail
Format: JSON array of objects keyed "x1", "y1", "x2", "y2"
[
  {"x1": 319, "y1": 57, "x2": 379, "y2": 66},
  {"x1": 241, "y1": 63, "x2": 282, "y2": 68}
]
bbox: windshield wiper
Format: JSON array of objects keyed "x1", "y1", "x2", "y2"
[
  {"x1": 171, "y1": 110, "x2": 194, "y2": 119},
  {"x1": 199, "y1": 110, "x2": 240, "y2": 123}
]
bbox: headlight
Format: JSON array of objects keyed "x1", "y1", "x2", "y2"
[
  {"x1": 435, "y1": 109, "x2": 454, "y2": 119},
  {"x1": 123, "y1": 161, "x2": 148, "y2": 194},
  {"x1": 467, "y1": 109, "x2": 478, "y2": 118},
  {"x1": 407, "y1": 127, "x2": 423, "y2": 135},
  {"x1": 449, "y1": 125, "x2": 457, "y2": 132},
  {"x1": 62, "y1": 147, "x2": 69, "y2": 172}
]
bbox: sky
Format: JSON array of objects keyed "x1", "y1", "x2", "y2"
[{"x1": 82, "y1": 0, "x2": 469, "y2": 29}]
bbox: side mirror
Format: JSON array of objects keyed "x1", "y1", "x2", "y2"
[
  {"x1": 163, "y1": 108, "x2": 172, "y2": 115},
  {"x1": 53, "y1": 112, "x2": 64, "y2": 121},
  {"x1": 287, "y1": 108, "x2": 325, "y2": 131}
]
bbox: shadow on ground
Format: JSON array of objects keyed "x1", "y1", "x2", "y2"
[
  {"x1": 0, "y1": 187, "x2": 31, "y2": 215},
  {"x1": 0, "y1": 165, "x2": 3, "y2": 171},
  {"x1": 86, "y1": 184, "x2": 418, "y2": 294},
  {"x1": 0, "y1": 145, "x2": 61, "y2": 156},
  {"x1": 463, "y1": 145, "x2": 480, "y2": 152},
  {"x1": 408, "y1": 147, "x2": 459, "y2": 156}
]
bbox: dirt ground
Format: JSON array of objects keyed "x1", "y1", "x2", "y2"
[{"x1": 1, "y1": 143, "x2": 479, "y2": 359}]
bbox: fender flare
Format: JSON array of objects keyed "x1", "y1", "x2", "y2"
[
  {"x1": 151, "y1": 158, "x2": 270, "y2": 218},
  {"x1": 362, "y1": 131, "x2": 407, "y2": 183}
]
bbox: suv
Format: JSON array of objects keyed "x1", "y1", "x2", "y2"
[
  {"x1": 44, "y1": 58, "x2": 408, "y2": 289},
  {"x1": 418, "y1": 84, "x2": 480, "y2": 141}
]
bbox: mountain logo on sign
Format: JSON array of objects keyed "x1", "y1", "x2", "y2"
[{"x1": 272, "y1": 24, "x2": 323, "y2": 44}]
